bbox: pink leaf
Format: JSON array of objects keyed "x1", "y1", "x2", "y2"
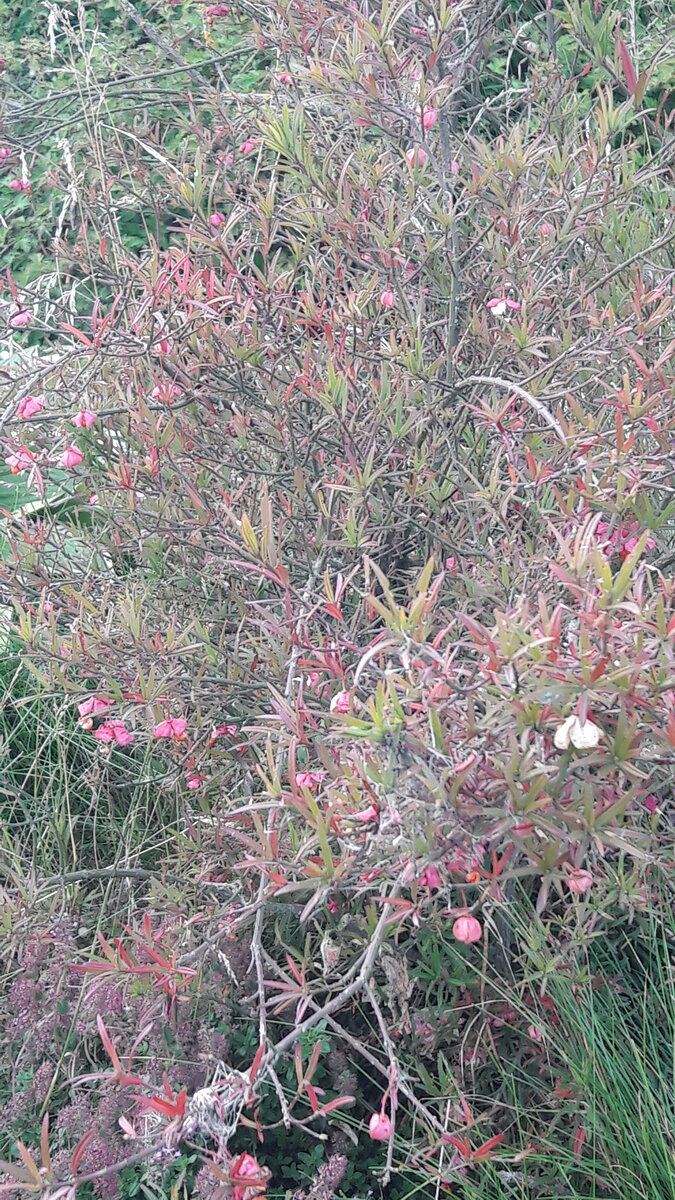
[
  {"x1": 59, "y1": 322, "x2": 93, "y2": 348},
  {"x1": 617, "y1": 37, "x2": 637, "y2": 94},
  {"x1": 316, "y1": 1095, "x2": 355, "y2": 1116},
  {"x1": 96, "y1": 1014, "x2": 122, "y2": 1073}
]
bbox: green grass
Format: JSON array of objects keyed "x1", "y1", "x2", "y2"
[
  {"x1": 450, "y1": 906, "x2": 675, "y2": 1200},
  {"x1": 546, "y1": 919, "x2": 675, "y2": 1199},
  {"x1": 0, "y1": 654, "x2": 178, "y2": 877}
]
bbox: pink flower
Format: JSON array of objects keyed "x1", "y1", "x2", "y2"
[
  {"x1": 209, "y1": 723, "x2": 238, "y2": 742},
  {"x1": 4, "y1": 446, "x2": 34, "y2": 473},
  {"x1": 8, "y1": 179, "x2": 29, "y2": 193},
  {"x1": 566, "y1": 868, "x2": 593, "y2": 895},
  {"x1": 296, "y1": 770, "x2": 327, "y2": 789},
  {"x1": 405, "y1": 145, "x2": 427, "y2": 168},
  {"x1": 528, "y1": 1024, "x2": 544, "y2": 1044},
  {"x1": 277, "y1": 72, "x2": 293, "y2": 85},
  {"x1": 445, "y1": 556, "x2": 456, "y2": 570},
  {"x1": 452, "y1": 915, "x2": 482, "y2": 944},
  {"x1": 380, "y1": 289, "x2": 396, "y2": 309},
  {"x1": 596, "y1": 520, "x2": 655, "y2": 560},
  {"x1": 369, "y1": 1111, "x2": 392, "y2": 1141},
  {"x1": 540, "y1": 221, "x2": 555, "y2": 238},
  {"x1": 8, "y1": 308, "x2": 33, "y2": 328},
  {"x1": 330, "y1": 690, "x2": 351, "y2": 714},
  {"x1": 60, "y1": 445, "x2": 84, "y2": 468},
  {"x1": 151, "y1": 382, "x2": 182, "y2": 404},
  {"x1": 239, "y1": 137, "x2": 258, "y2": 155},
  {"x1": 418, "y1": 864, "x2": 443, "y2": 890},
  {"x1": 643, "y1": 794, "x2": 659, "y2": 814},
  {"x1": 450, "y1": 159, "x2": 459, "y2": 174},
  {"x1": 206, "y1": 2, "x2": 229, "y2": 14},
  {"x1": 78, "y1": 696, "x2": 111, "y2": 718},
  {"x1": 420, "y1": 107, "x2": 438, "y2": 130},
  {"x1": 487, "y1": 296, "x2": 521, "y2": 316},
  {"x1": 0, "y1": 147, "x2": 12, "y2": 160},
  {"x1": 17, "y1": 393, "x2": 45, "y2": 419},
  {"x1": 93, "y1": 721, "x2": 134, "y2": 746},
  {"x1": 209, "y1": 211, "x2": 226, "y2": 228},
  {"x1": 153, "y1": 717, "x2": 188, "y2": 740},
  {"x1": 230, "y1": 1154, "x2": 266, "y2": 1200},
  {"x1": 71, "y1": 409, "x2": 97, "y2": 428},
  {"x1": 186, "y1": 773, "x2": 204, "y2": 789},
  {"x1": 353, "y1": 804, "x2": 379, "y2": 823}
]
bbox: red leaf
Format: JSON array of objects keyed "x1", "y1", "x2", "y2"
[
  {"x1": 59, "y1": 322, "x2": 93, "y2": 348},
  {"x1": 248, "y1": 1043, "x2": 265, "y2": 1085},
  {"x1": 97, "y1": 931, "x2": 119, "y2": 963},
  {"x1": 306, "y1": 1039, "x2": 322, "y2": 1083},
  {"x1": 71, "y1": 1130, "x2": 97, "y2": 1175},
  {"x1": 305, "y1": 1083, "x2": 320, "y2": 1112},
  {"x1": 590, "y1": 657, "x2": 610, "y2": 683},
  {"x1": 445, "y1": 1135, "x2": 471, "y2": 1159},
  {"x1": 139, "y1": 944, "x2": 173, "y2": 970},
  {"x1": 286, "y1": 955, "x2": 304, "y2": 986},
  {"x1": 473, "y1": 1132, "x2": 505, "y2": 1161},
  {"x1": 113, "y1": 938, "x2": 134, "y2": 967},
  {"x1": 132, "y1": 1088, "x2": 187, "y2": 1119},
  {"x1": 623, "y1": 343, "x2": 650, "y2": 377},
  {"x1": 316, "y1": 1095, "x2": 355, "y2": 1116},
  {"x1": 617, "y1": 37, "x2": 637, "y2": 94},
  {"x1": 97, "y1": 1015, "x2": 122, "y2": 1073},
  {"x1": 132, "y1": 1095, "x2": 180, "y2": 1118}
]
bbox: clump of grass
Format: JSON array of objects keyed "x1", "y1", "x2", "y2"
[
  {"x1": 455, "y1": 903, "x2": 675, "y2": 1200},
  {"x1": 546, "y1": 916, "x2": 675, "y2": 1200},
  {"x1": 0, "y1": 653, "x2": 177, "y2": 877}
]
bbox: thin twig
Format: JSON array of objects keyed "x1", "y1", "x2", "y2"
[
  {"x1": 261, "y1": 947, "x2": 448, "y2": 1135},
  {"x1": 249, "y1": 556, "x2": 324, "y2": 1057},
  {"x1": 365, "y1": 982, "x2": 399, "y2": 1185},
  {"x1": 117, "y1": 0, "x2": 213, "y2": 90},
  {"x1": 261, "y1": 877, "x2": 402, "y2": 1072}
]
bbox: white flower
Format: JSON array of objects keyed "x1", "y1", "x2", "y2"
[{"x1": 554, "y1": 715, "x2": 603, "y2": 751}]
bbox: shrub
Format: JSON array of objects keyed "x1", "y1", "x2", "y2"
[{"x1": 0, "y1": 0, "x2": 674, "y2": 1196}]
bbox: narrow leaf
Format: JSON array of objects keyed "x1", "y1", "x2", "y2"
[{"x1": 616, "y1": 36, "x2": 637, "y2": 94}]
